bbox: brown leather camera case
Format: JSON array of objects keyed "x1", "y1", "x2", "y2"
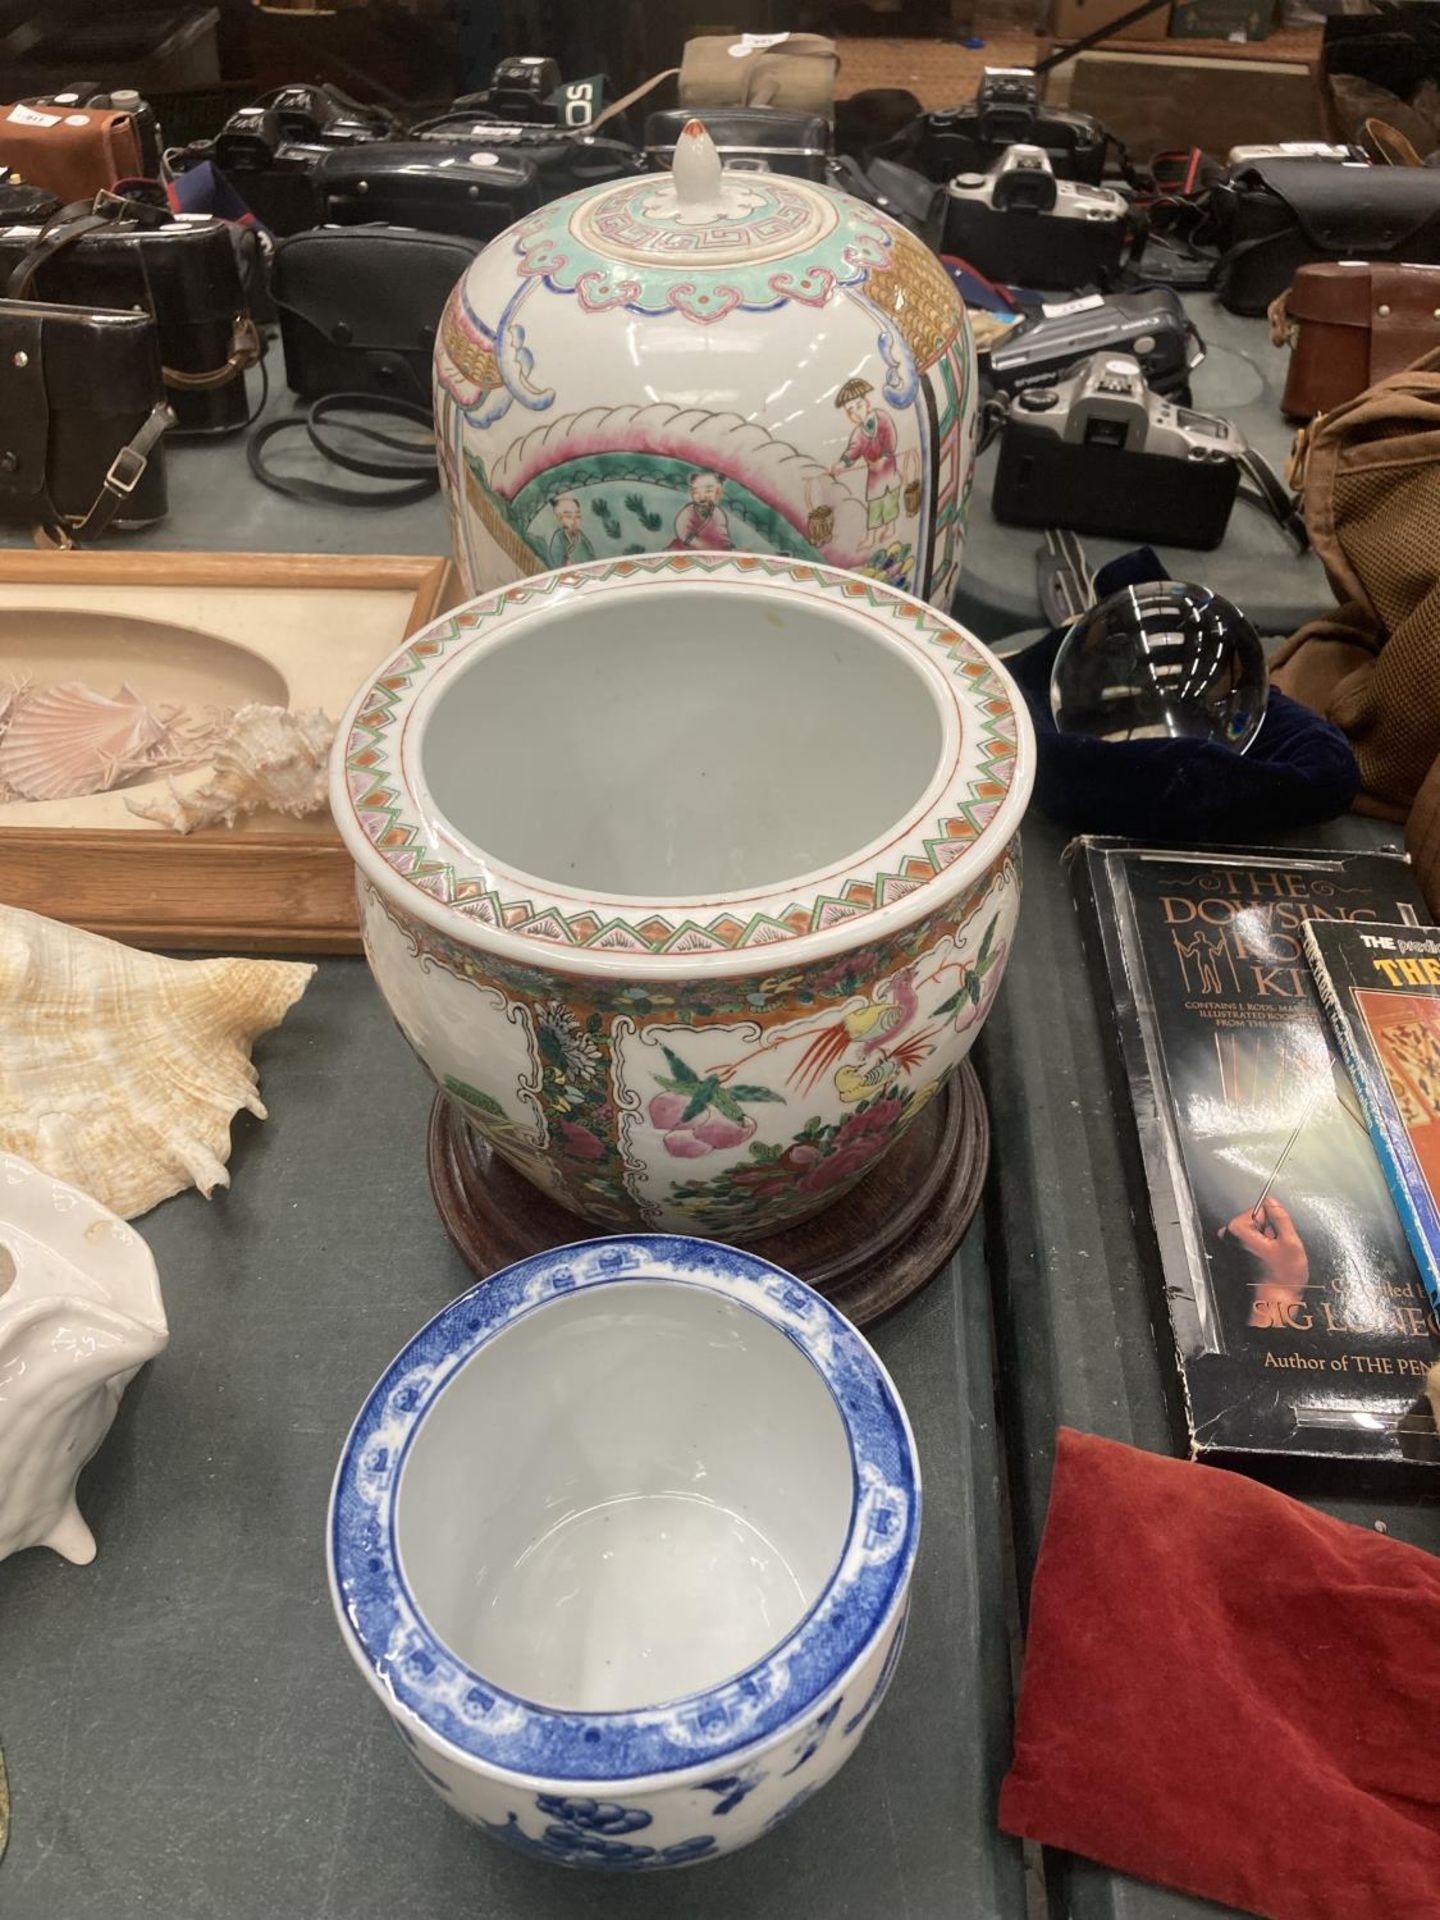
[
  {"x1": 1274, "y1": 260, "x2": 1440, "y2": 420},
  {"x1": 0, "y1": 103, "x2": 142, "y2": 202}
]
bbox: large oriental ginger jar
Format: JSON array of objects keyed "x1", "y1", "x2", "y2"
[
  {"x1": 434, "y1": 122, "x2": 978, "y2": 610},
  {"x1": 333, "y1": 554, "x2": 1033, "y2": 1240}
]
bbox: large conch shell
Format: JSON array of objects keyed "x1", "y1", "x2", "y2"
[
  {"x1": 127, "y1": 704, "x2": 334, "y2": 834},
  {"x1": 0, "y1": 1153, "x2": 168, "y2": 1564},
  {"x1": 0, "y1": 904, "x2": 313, "y2": 1218}
]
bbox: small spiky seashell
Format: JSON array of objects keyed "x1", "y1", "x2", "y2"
[
  {"x1": 0, "y1": 680, "x2": 167, "y2": 800},
  {"x1": 127, "y1": 704, "x2": 335, "y2": 834},
  {"x1": 0, "y1": 904, "x2": 313, "y2": 1218}
]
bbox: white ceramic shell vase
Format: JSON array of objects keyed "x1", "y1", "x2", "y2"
[
  {"x1": 435, "y1": 121, "x2": 978, "y2": 609},
  {"x1": 0, "y1": 1154, "x2": 168, "y2": 1565}
]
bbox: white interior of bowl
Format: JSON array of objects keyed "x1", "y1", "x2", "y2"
[
  {"x1": 417, "y1": 586, "x2": 946, "y2": 899},
  {"x1": 394, "y1": 1279, "x2": 853, "y2": 1714}
]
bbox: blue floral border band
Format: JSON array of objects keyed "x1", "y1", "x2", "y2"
[{"x1": 329, "y1": 1236, "x2": 920, "y2": 1782}]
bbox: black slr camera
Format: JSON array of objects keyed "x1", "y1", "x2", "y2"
[
  {"x1": 939, "y1": 146, "x2": 1129, "y2": 291},
  {"x1": 213, "y1": 84, "x2": 398, "y2": 234},
  {"x1": 897, "y1": 68, "x2": 1107, "y2": 187},
  {"x1": 453, "y1": 55, "x2": 564, "y2": 125},
  {"x1": 992, "y1": 354, "x2": 1246, "y2": 549},
  {"x1": 410, "y1": 54, "x2": 638, "y2": 207}
]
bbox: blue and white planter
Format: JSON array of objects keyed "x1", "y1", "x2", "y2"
[{"x1": 328, "y1": 1236, "x2": 921, "y2": 1867}]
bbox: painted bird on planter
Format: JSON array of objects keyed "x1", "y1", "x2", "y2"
[{"x1": 790, "y1": 966, "x2": 920, "y2": 1095}]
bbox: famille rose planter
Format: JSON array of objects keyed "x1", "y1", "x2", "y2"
[
  {"x1": 435, "y1": 121, "x2": 978, "y2": 610},
  {"x1": 332, "y1": 553, "x2": 1034, "y2": 1240}
]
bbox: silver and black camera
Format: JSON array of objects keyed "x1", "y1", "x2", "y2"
[
  {"x1": 939, "y1": 146, "x2": 1129, "y2": 291},
  {"x1": 987, "y1": 288, "x2": 1202, "y2": 400},
  {"x1": 992, "y1": 354, "x2": 1246, "y2": 548}
]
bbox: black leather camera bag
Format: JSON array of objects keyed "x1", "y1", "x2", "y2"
[
  {"x1": 0, "y1": 199, "x2": 261, "y2": 435},
  {"x1": 271, "y1": 224, "x2": 483, "y2": 410},
  {"x1": 0, "y1": 298, "x2": 170, "y2": 541},
  {"x1": 1213, "y1": 160, "x2": 1440, "y2": 315}
]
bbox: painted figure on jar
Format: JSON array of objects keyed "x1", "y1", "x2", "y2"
[
  {"x1": 831, "y1": 378, "x2": 901, "y2": 535},
  {"x1": 546, "y1": 492, "x2": 596, "y2": 567},
  {"x1": 672, "y1": 471, "x2": 735, "y2": 553}
]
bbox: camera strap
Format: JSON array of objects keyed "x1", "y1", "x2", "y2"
[
  {"x1": 1235, "y1": 445, "x2": 1309, "y2": 552},
  {"x1": 31, "y1": 399, "x2": 176, "y2": 549},
  {"x1": 248, "y1": 393, "x2": 437, "y2": 508}
]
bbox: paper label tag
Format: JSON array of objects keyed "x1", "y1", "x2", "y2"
[
  {"x1": 729, "y1": 31, "x2": 790, "y2": 56},
  {"x1": 6, "y1": 104, "x2": 61, "y2": 128},
  {"x1": 1041, "y1": 294, "x2": 1105, "y2": 320}
]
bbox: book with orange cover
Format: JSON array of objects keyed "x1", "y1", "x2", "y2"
[{"x1": 1304, "y1": 918, "x2": 1440, "y2": 1317}]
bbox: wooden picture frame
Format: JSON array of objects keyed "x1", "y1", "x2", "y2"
[{"x1": 0, "y1": 550, "x2": 456, "y2": 953}]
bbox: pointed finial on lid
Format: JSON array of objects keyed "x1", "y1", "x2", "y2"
[{"x1": 673, "y1": 119, "x2": 724, "y2": 210}]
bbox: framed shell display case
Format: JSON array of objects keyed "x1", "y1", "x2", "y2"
[{"x1": 0, "y1": 550, "x2": 454, "y2": 953}]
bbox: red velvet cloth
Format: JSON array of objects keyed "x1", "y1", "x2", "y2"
[{"x1": 1000, "y1": 1430, "x2": 1440, "y2": 1920}]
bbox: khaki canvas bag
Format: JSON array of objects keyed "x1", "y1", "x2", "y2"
[
  {"x1": 679, "y1": 34, "x2": 839, "y2": 117},
  {"x1": 1275, "y1": 343, "x2": 1440, "y2": 824}
]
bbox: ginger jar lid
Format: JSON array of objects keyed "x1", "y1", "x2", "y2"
[
  {"x1": 487, "y1": 121, "x2": 957, "y2": 343},
  {"x1": 577, "y1": 119, "x2": 837, "y2": 268}
]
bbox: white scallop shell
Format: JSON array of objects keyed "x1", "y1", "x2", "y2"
[
  {"x1": 0, "y1": 904, "x2": 314, "y2": 1218},
  {"x1": 0, "y1": 679, "x2": 170, "y2": 800},
  {"x1": 126, "y1": 704, "x2": 335, "y2": 833}
]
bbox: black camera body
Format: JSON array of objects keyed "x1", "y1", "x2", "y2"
[
  {"x1": 986, "y1": 288, "x2": 1200, "y2": 399},
  {"x1": 214, "y1": 85, "x2": 398, "y2": 235},
  {"x1": 314, "y1": 143, "x2": 542, "y2": 242},
  {"x1": 908, "y1": 68, "x2": 1107, "y2": 186},
  {"x1": 218, "y1": 84, "x2": 395, "y2": 161},
  {"x1": 991, "y1": 353, "x2": 1242, "y2": 549},
  {"x1": 453, "y1": 56, "x2": 564, "y2": 127},
  {"x1": 409, "y1": 118, "x2": 638, "y2": 206},
  {"x1": 939, "y1": 146, "x2": 1129, "y2": 291}
]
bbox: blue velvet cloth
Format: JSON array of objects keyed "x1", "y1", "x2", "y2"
[{"x1": 1006, "y1": 551, "x2": 1360, "y2": 840}]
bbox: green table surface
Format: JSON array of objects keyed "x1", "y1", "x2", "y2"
[
  {"x1": 979, "y1": 812, "x2": 1440, "y2": 1920},
  {"x1": 2, "y1": 298, "x2": 1433, "y2": 1920},
  {"x1": 0, "y1": 965, "x2": 1023, "y2": 1920}
]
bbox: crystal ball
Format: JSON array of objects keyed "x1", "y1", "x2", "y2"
[{"x1": 1050, "y1": 580, "x2": 1268, "y2": 753}]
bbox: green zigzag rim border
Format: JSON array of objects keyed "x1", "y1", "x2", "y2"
[{"x1": 344, "y1": 557, "x2": 1019, "y2": 955}]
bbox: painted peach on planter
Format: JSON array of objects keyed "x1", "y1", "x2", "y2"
[{"x1": 332, "y1": 553, "x2": 1034, "y2": 1238}]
